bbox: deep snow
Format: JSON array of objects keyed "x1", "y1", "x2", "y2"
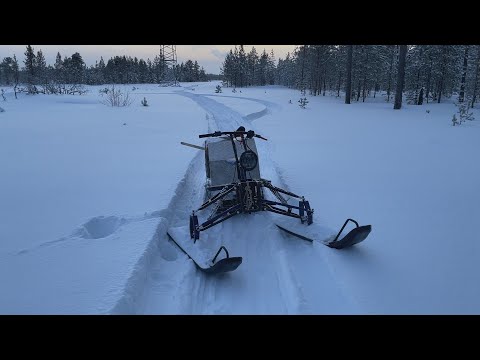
[{"x1": 1, "y1": 82, "x2": 479, "y2": 314}]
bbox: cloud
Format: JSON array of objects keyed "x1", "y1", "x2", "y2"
[{"x1": 211, "y1": 48, "x2": 228, "y2": 60}]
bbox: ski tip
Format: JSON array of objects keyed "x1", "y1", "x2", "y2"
[
  {"x1": 204, "y1": 257, "x2": 242, "y2": 274},
  {"x1": 327, "y1": 225, "x2": 372, "y2": 249}
]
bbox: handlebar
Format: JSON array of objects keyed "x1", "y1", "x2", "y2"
[{"x1": 199, "y1": 130, "x2": 267, "y2": 141}]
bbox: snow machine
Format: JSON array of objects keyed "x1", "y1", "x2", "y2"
[{"x1": 168, "y1": 127, "x2": 372, "y2": 274}]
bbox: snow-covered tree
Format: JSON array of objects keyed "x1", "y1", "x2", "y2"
[{"x1": 456, "y1": 98, "x2": 475, "y2": 123}]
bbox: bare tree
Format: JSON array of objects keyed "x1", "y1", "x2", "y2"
[
  {"x1": 101, "y1": 85, "x2": 133, "y2": 107},
  {"x1": 13, "y1": 55, "x2": 19, "y2": 100},
  {"x1": 394, "y1": 45, "x2": 407, "y2": 110}
]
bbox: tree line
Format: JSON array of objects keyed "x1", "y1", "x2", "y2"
[
  {"x1": 221, "y1": 45, "x2": 277, "y2": 87},
  {"x1": 0, "y1": 45, "x2": 212, "y2": 94},
  {"x1": 221, "y1": 45, "x2": 480, "y2": 109}
]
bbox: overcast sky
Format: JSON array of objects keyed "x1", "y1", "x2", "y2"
[{"x1": 0, "y1": 45, "x2": 296, "y2": 74}]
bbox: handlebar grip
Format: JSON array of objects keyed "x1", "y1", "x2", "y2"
[{"x1": 199, "y1": 131, "x2": 222, "y2": 138}]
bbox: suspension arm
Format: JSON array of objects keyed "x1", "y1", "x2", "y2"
[
  {"x1": 198, "y1": 184, "x2": 237, "y2": 211},
  {"x1": 265, "y1": 186, "x2": 288, "y2": 204},
  {"x1": 262, "y1": 181, "x2": 303, "y2": 199},
  {"x1": 264, "y1": 204, "x2": 303, "y2": 219},
  {"x1": 262, "y1": 199, "x2": 302, "y2": 211},
  {"x1": 198, "y1": 203, "x2": 242, "y2": 231}
]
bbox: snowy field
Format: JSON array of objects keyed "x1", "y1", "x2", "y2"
[{"x1": 1, "y1": 81, "x2": 479, "y2": 314}]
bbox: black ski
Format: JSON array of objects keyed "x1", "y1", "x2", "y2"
[
  {"x1": 275, "y1": 224, "x2": 314, "y2": 242},
  {"x1": 275, "y1": 218, "x2": 372, "y2": 249},
  {"x1": 167, "y1": 229, "x2": 242, "y2": 274}
]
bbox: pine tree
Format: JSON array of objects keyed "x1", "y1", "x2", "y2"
[
  {"x1": 221, "y1": 50, "x2": 234, "y2": 87},
  {"x1": 267, "y1": 49, "x2": 276, "y2": 85},
  {"x1": 247, "y1": 47, "x2": 258, "y2": 86},
  {"x1": 259, "y1": 49, "x2": 269, "y2": 86},
  {"x1": 198, "y1": 67, "x2": 207, "y2": 82},
  {"x1": 394, "y1": 45, "x2": 407, "y2": 109},
  {"x1": 298, "y1": 97, "x2": 308, "y2": 108},
  {"x1": 24, "y1": 45, "x2": 37, "y2": 92},
  {"x1": 36, "y1": 50, "x2": 47, "y2": 93},
  {"x1": 434, "y1": 45, "x2": 460, "y2": 103},
  {"x1": 238, "y1": 46, "x2": 247, "y2": 87},
  {"x1": 0, "y1": 57, "x2": 15, "y2": 85},
  {"x1": 69, "y1": 52, "x2": 85, "y2": 85},
  {"x1": 458, "y1": 45, "x2": 470, "y2": 103},
  {"x1": 456, "y1": 98, "x2": 475, "y2": 122},
  {"x1": 386, "y1": 45, "x2": 396, "y2": 102},
  {"x1": 194, "y1": 60, "x2": 200, "y2": 81},
  {"x1": 54, "y1": 52, "x2": 63, "y2": 88},
  {"x1": 471, "y1": 46, "x2": 480, "y2": 108},
  {"x1": 297, "y1": 46, "x2": 307, "y2": 92},
  {"x1": 452, "y1": 114, "x2": 459, "y2": 126},
  {"x1": 333, "y1": 46, "x2": 346, "y2": 97},
  {"x1": 345, "y1": 45, "x2": 353, "y2": 104}
]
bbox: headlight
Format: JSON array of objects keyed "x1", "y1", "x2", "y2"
[{"x1": 239, "y1": 150, "x2": 258, "y2": 171}]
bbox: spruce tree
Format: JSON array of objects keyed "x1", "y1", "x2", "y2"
[
  {"x1": 54, "y1": 51, "x2": 63, "y2": 87},
  {"x1": 36, "y1": 50, "x2": 47, "y2": 93},
  {"x1": 345, "y1": 45, "x2": 353, "y2": 104},
  {"x1": 24, "y1": 45, "x2": 36, "y2": 92},
  {"x1": 458, "y1": 45, "x2": 469, "y2": 103},
  {"x1": 471, "y1": 46, "x2": 480, "y2": 108}
]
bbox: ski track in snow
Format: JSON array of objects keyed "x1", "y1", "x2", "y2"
[
  {"x1": 203, "y1": 94, "x2": 281, "y2": 121},
  {"x1": 109, "y1": 89, "x2": 363, "y2": 314},
  {"x1": 12, "y1": 214, "x2": 159, "y2": 257}
]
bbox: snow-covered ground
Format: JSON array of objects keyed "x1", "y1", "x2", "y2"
[{"x1": 1, "y1": 81, "x2": 479, "y2": 314}]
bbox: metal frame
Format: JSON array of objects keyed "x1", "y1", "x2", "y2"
[
  {"x1": 159, "y1": 45, "x2": 178, "y2": 86},
  {"x1": 189, "y1": 130, "x2": 314, "y2": 241}
]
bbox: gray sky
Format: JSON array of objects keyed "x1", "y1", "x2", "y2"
[{"x1": 0, "y1": 45, "x2": 296, "y2": 74}]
